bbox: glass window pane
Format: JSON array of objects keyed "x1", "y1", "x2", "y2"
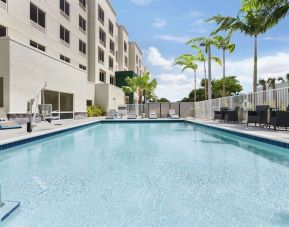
[
  {"x1": 44, "y1": 90, "x2": 59, "y2": 111},
  {"x1": 60, "y1": 92, "x2": 73, "y2": 111},
  {"x1": 0, "y1": 25, "x2": 6, "y2": 37},
  {"x1": 38, "y1": 10, "x2": 45, "y2": 28},
  {"x1": 30, "y1": 3, "x2": 37, "y2": 23}
]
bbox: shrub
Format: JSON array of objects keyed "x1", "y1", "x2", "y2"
[{"x1": 87, "y1": 105, "x2": 104, "y2": 117}]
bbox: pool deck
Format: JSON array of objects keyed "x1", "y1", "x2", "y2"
[{"x1": 0, "y1": 117, "x2": 288, "y2": 148}]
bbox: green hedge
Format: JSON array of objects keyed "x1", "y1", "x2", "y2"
[{"x1": 87, "y1": 105, "x2": 104, "y2": 117}]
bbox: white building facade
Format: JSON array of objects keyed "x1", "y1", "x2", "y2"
[{"x1": 0, "y1": 0, "x2": 144, "y2": 121}]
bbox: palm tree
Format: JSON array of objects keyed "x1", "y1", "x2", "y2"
[
  {"x1": 277, "y1": 76, "x2": 285, "y2": 83},
  {"x1": 122, "y1": 72, "x2": 157, "y2": 105},
  {"x1": 213, "y1": 34, "x2": 235, "y2": 96},
  {"x1": 209, "y1": 9, "x2": 281, "y2": 93},
  {"x1": 187, "y1": 37, "x2": 222, "y2": 100},
  {"x1": 286, "y1": 73, "x2": 289, "y2": 82},
  {"x1": 267, "y1": 77, "x2": 276, "y2": 89},
  {"x1": 258, "y1": 79, "x2": 267, "y2": 91},
  {"x1": 175, "y1": 54, "x2": 198, "y2": 103}
]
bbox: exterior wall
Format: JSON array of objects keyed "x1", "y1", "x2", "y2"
[
  {"x1": 0, "y1": 37, "x2": 10, "y2": 111},
  {"x1": 117, "y1": 25, "x2": 129, "y2": 71},
  {"x1": 95, "y1": 83, "x2": 125, "y2": 111},
  {"x1": 88, "y1": 0, "x2": 118, "y2": 84},
  {"x1": 7, "y1": 39, "x2": 94, "y2": 115},
  {"x1": 128, "y1": 42, "x2": 142, "y2": 75},
  {"x1": 0, "y1": 0, "x2": 88, "y2": 70}
]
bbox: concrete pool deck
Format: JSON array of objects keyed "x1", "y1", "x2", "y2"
[{"x1": 0, "y1": 117, "x2": 288, "y2": 148}]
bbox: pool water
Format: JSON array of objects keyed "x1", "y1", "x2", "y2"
[{"x1": 1, "y1": 122, "x2": 289, "y2": 226}]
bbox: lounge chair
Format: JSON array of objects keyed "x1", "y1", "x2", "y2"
[
  {"x1": 168, "y1": 109, "x2": 180, "y2": 119},
  {"x1": 225, "y1": 107, "x2": 240, "y2": 123},
  {"x1": 269, "y1": 110, "x2": 289, "y2": 130},
  {"x1": 247, "y1": 105, "x2": 269, "y2": 127},
  {"x1": 106, "y1": 109, "x2": 117, "y2": 119},
  {"x1": 149, "y1": 110, "x2": 158, "y2": 119},
  {"x1": 38, "y1": 104, "x2": 60, "y2": 123},
  {"x1": 214, "y1": 107, "x2": 228, "y2": 122},
  {"x1": 117, "y1": 105, "x2": 127, "y2": 118},
  {"x1": 127, "y1": 110, "x2": 137, "y2": 119},
  {"x1": 0, "y1": 108, "x2": 22, "y2": 130}
]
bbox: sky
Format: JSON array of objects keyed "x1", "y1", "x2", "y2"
[{"x1": 111, "y1": 0, "x2": 289, "y2": 101}]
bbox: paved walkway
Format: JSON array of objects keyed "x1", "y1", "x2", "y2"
[
  {"x1": 0, "y1": 117, "x2": 104, "y2": 145},
  {"x1": 188, "y1": 119, "x2": 289, "y2": 144}
]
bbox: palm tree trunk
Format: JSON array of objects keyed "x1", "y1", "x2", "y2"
[
  {"x1": 253, "y1": 35, "x2": 258, "y2": 93},
  {"x1": 194, "y1": 70, "x2": 197, "y2": 103},
  {"x1": 208, "y1": 45, "x2": 212, "y2": 100},
  {"x1": 203, "y1": 61, "x2": 207, "y2": 100},
  {"x1": 223, "y1": 49, "x2": 226, "y2": 97},
  {"x1": 138, "y1": 90, "x2": 143, "y2": 105}
]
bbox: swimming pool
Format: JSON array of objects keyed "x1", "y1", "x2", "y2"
[{"x1": 1, "y1": 122, "x2": 289, "y2": 226}]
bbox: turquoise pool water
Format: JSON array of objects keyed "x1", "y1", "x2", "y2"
[{"x1": 1, "y1": 122, "x2": 289, "y2": 226}]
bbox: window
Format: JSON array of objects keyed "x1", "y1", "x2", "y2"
[
  {"x1": 79, "y1": 15, "x2": 86, "y2": 31},
  {"x1": 30, "y1": 40, "x2": 46, "y2": 52},
  {"x1": 60, "y1": 25, "x2": 70, "y2": 44},
  {"x1": 60, "y1": 54, "x2": 70, "y2": 63},
  {"x1": 110, "y1": 76, "x2": 114, "y2": 85},
  {"x1": 139, "y1": 59, "x2": 141, "y2": 66},
  {"x1": 109, "y1": 57, "x2": 113, "y2": 70},
  {"x1": 109, "y1": 20, "x2": 114, "y2": 35},
  {"x1": 1, "y1": 0, "x2": 6, "y2": 4},
  {"x1": 79, "y1": 0, "x2": 86, "y2": 9},
  {"x1": 99, "y1": 71, "x2": 106, "y2": 82},
  {"x1": 79, "y1": 64, "x2": 86, "y2": 70},
  {"x1": 79, "y1": 39, "x2": 86, "y2": 54},
  {"x1": 60, "y1": 0, "x2": 70, "y2": 16},
  {"x1": 98, "y1": 48, "x2": 104, "y2": 63},
  {"x1": 99, "y1": 28, "x2": 106, "y2": 46},
  {"x1": 98, "y1": 5, "x2": 104, "y2": 24},
  {"x1": 30, "y1": 3, "x2": 45, "y2": 28},
  {"x1": 87, "y1": 100, "x2": 92, "y2": 107},
  {"x1": 109, "y1": 40, "x2": 115, "y2": 55},
  {"x1": 124, "y1": 41, "x2": 127, "y2": 53},
  {"x1": 125, "y1": 56, "x2": 128, "y2": 67},
  {"x1": 136, "y1": 55, "x2": 138, "y2": 64},
  {"x1": 0, "y1": 25, "x2": 6, "y2": 37}
]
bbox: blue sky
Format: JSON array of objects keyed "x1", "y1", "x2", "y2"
[{"x1": 111, "y1": 0, "x2": 289, "y2": 101}]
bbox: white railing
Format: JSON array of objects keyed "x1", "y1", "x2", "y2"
[{"x1": 126, "y1": 87, "x2": 289, "y2": 120}]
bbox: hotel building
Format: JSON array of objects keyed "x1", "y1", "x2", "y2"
[{"x1": 0, "y1": 0, "x2": 144, "y2": 122}]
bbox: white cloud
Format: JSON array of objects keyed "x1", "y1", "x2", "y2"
[
  {"x1": 188, "y1": 10, "x2": 205, "y2": 18},
  {"x1": 130, "y1": 0, "x2": 153, "y2": 6},
  {"x1": 155, "y1": 35, "x2": 190, "y2": 44},
  {"x1": 147, "y1": 47, "x2": 174, "y2": 70},
  {"x1": 264, "y1": 36, "x2": 289, "y2": 42},
  {"x1": 153, "y1": 18, "x2": 167, "y2": 28}
]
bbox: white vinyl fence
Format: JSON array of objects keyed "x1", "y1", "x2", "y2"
[{"x1": 126, "y1": 87, "x2": 289, "y2": 121}]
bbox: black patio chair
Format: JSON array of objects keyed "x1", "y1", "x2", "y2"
[
  {"x1": 269, "y1": 110, "x2": 289, "y2": 130},
  {"x1": 214, "y1": 107, "x2": 228, "y2": 122},
  {"x1": 247, "y1": 105, "x2": 269, "y2": 127},
  {"x1": 225, "y1": 107, "x2": 240, "y2": 123}
]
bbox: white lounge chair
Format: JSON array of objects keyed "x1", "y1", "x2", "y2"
[
  {"x1": 106, "y1": 109, "x2": 117, "y2": 119},
  {"x1": 127, "y1": 110, "x2": 137, "y2": 119},
  {"x1": 38, "y1": 104, "x2": 60, "y2": 123},
  {"x1": 168, "y1": 109, "x2": 180, "y2": 119},
  {"x1": 0, "y1": 108, "x2": 22, "y2": 130},
  {"x1": 117, "y1": 105, "x2": 127, "y2": 118},
  {"x1": 149, "y1": 110, "x2": 158, "y2": 119}
]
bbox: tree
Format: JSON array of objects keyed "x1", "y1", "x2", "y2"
[
  {"x1": 258, "y1": 79, "x2": 267, "y2": 91},
  {"x1": 174, "y1": 54, "x2": 198, "y2": 103},
  {"x1": 187, "y1": 37, "x2": 222, "y2": 100},
  {"x1": 286, "y1": 73, "x2": 289, "y2": 82},
  {"x1": 213, "y1": 34, "x2": 236, "y2": 96},
  {"x1": 278, "y1": 76, "x2": 285, "y2": 83},
  {"x1": 267, "y1": 77, "x2": 276, "y2": 89},
  {"x1": 122, "y1": 72, "x2": 157, "y2": 104},
  {"x1": 212, "y1": 76, "x2": 243, "y2": 98},
  {"x1": 209, "y1": 7, "x2": 280, "y2": 92},
  {"x1": 157, "y1": 98, "x2": 170, "y2": 103}
]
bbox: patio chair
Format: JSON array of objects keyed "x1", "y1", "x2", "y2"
[
  {"x1": 38, "y1": 104, "x2": 60, "y2": 123},
  {"x1": 117, "y1": 105, "x2": 127, "y2": 118},
  {"x1": 127, "y1": 110, "x2": 137, "y2": 119},
  {"x1": 214, "y1": 107, "x2": 228, "y2": 122},
  {"x1": 0, "y1": 108, "x2": 22, "y2": 130},
  {"x1": 168, "y1": 109, "x2": 180, "y2": 119},
  {"x1": 225, "y1": 107, "x2": 240, "y2": 123},
  {"x1": 149, "y1": 109, "x2": 158, "y2": 119},
  {"x1": 247, "y1": 105, "x2": 269, "y2": 127},
  {"x1": 269, "y1": 110, "x2": 289, "y2": 130},
  {"x1": 105, "y1": 109, "x2": 117, "y2": 119}
]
